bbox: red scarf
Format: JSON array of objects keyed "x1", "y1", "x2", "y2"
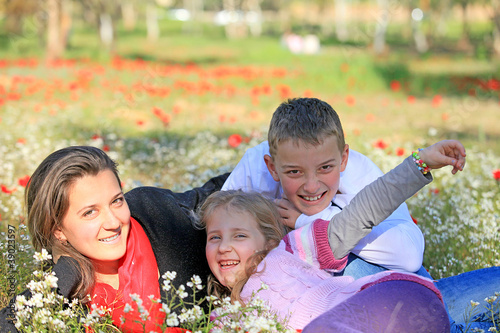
[{"x1": 90, "y1": 218, "x2": 166, "y2": 332}]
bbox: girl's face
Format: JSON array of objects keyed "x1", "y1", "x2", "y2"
[
  {"x1": 54, "y1": 170, "x2": 131, "y2": 273},
  {"x1": 205, "y1": 206, "x2": 266, "y2": 289}
]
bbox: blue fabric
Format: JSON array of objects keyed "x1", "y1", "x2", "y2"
[{"x1": 342, "y1": 254, "x2": 500, "y2": 332}]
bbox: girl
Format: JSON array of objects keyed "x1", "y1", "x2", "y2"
[
  {"x1": 198, "y1": 140, "x2": 468, "y2": 332},
  {"x1": 0, "y1": 146, "x2": 228, "y2": 332}
]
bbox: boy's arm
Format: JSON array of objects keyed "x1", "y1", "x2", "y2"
[
  {"x1": 328, "y1": 155, "x2": 432, "y2": 260},
  {"x1": 221, "y1": 141, "x2": 281, "y2": 198},
  {"x1": 328, "y1": 140, "x2": 466, "y2": 260}
]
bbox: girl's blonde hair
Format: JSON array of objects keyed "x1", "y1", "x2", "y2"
[
  {"x1": 26, "y1": 146, "x2": 122, "y2": 301},
  {"x1": 196, "y1": 190, "x2": 289, "y2": 304}
]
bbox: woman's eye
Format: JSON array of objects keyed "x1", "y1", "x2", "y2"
[
  {"x1": 113, "y1": 197, "x2": 124, "y2": 205},
  {"x1": 83, "y1": 209, "x2": 96, "y2": 218}
]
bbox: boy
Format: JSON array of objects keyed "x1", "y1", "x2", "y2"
[{"x1": 222, "y1": 97, "x2": 425, "y2": 275}]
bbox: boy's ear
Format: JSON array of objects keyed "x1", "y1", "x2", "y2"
[
  {"x1": 264, "y1": 154, "x2": 281, "y2": 182},
  {"x1": 340, "y1": 144, "x2": 349, "y2": 172}
]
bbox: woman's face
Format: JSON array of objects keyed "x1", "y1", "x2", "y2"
[{"x1": 54, "y1": 170, "x2": 131, "y2": 272}]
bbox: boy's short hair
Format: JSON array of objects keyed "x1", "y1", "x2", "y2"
[{"x1": 267, "y1": 97, "x2": 345, "y2": 156}]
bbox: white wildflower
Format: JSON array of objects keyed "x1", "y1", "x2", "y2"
[{"x1": 33, "y1": 249, "x2": 52, "y2": 263}]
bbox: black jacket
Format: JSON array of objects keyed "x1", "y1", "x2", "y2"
[{"x1": 0, "y1": 173, "x2": 228, "y2": 332}]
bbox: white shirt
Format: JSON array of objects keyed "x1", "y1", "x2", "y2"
[{"x1": 222, "y1": 141, "x2": 424, "y2": 272}]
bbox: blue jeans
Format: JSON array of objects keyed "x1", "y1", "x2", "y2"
[{"x1": 343, "y1": 254, "x2": 500, "y2": 332}]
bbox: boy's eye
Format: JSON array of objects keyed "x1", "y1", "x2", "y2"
[
  {"x1": 320, "y1": 165, "x2": 333, "y2": 171},
  {"x1": 286, "y1": 170, "x2": 300, "y2": 175}
]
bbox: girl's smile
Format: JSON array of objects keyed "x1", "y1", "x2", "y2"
[{"x1": 205, "y1": 206, "x2": 266, "y2": 289}]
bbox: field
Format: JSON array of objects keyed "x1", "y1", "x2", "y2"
[{"x1": 1, "y1": 20, "x2": 500, "y2": 322}]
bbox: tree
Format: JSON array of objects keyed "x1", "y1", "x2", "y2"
[{"x1": 46, "y1": 0, "x2": 72, "y2": 61}]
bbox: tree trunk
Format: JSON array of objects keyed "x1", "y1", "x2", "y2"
[
  {"x1": 244, "y1": 0, "x2": 263, "y2": 37},
  {"x1": 334, "y1": 0, "x2": 348, "y2": 42},
  {"x1": 373, "y1": 0, "x2": 389, "y2": 54},
  {"x1": 122, "y1": 2, "x2": 137, "y2": 31},
  {"x1": 46, "y1": 0, "x2": 64, "y2": 61},
  {"x1": 99, "y1": 13, "x2": 114, "y2": 50},
  {"x1": 490, "y1": 0, "x2": 500, "y2": 57},
  {"x1": 146, "y1": 4, "x2": 159, "y2": 42},
  {"x1": 222, "y1": 0, "x2": 247, "y2": 39}
]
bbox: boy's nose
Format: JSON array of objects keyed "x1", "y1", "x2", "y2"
[{"x1": 303, "y1": 176, "x2": 321, "y2": 194}]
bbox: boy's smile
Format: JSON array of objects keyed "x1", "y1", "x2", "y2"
[{"x1": 264, "y1": 136, "x2": 349, "y2": 217}]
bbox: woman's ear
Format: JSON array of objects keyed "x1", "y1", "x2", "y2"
[
  {"x1": 264, "y1": 154, "x2": 280, "y2": 182},
  {"x1": 54, "y1": 228, "x2": 67, "y2": 243}
]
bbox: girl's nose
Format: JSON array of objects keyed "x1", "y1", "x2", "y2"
[{"x1": 218, "y1": 238, "x2": 232, "y2": 253}]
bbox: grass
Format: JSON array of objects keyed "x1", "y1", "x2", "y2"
[{"x1": 0, "y1": 18, "x2": 499, "y2": 328}]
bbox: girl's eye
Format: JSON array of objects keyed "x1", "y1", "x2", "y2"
[
  {"x1": 209, "y1": 235, "x2": 221, "y2": 241},
  {"x1": 236, "y1": 234, "x2": 247, "y2": 238}
]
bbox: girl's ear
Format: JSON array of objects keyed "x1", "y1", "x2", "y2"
[
  {"x1": 264, "y1": 154, "x2": 280, "y2": 182},
  {"x1": 340, "y1": 144, "x2": 349, "y2": 172}
]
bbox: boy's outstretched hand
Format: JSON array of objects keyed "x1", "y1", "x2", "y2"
[{"x1": 418, "y1": 140, "x2": 466, "y2": 174}]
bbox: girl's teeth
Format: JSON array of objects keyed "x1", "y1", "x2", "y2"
[{"x1": 221, "y1": 261, "x2": 239, "y2": 267}]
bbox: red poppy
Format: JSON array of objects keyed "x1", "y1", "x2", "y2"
[
  {"x1": 345, "y1": 95, "x2": 356, "y2": 106},
  {"x1": 411, "y1": 215, "x2": 418, "y2": 225},
  {"x1": 18, "y1": 175, "x2": 30, "y2": 187},
  {"x1": 365, "y1": 113, "x2": 375, "y2": 122},
  {"x1": 103, "y1": 145, "x2": 110, "y2": 152},
  {"x1": 430, "y1": 188, "x2": 440, "y2": 194},
  {"x1": 432, "y1": 95, "x2": 442, "y2": 107},
  {"x1": 407, "y1": 95, "x2": 416, "y2": 104},
  {"x1": 441, "y1": 113, "x2": 449, "y2": 121},
  {"x1": 228, "y1": 134, "x2": 243, "y2": 148},
  {"x1": 493, "y1": 169, "x2": 500, "y2": 181},
  {"x1": 373, "y1": 139, "x2": 388, "y2": 150},
  {"x1": 390, "y1": 80, "x2": 401, "y2": 92},
  {"x1": 17, "y1": 138, "x2": 26, "y2": 144},
  {"x1": 1, "y1": 185, "x2": 17, "y2": 194},
  {"x1": 487, "y1": 79, "x2": 500, "y2": 91},
  {"x1": 304, "y1": 89, "x2": 313, "y2": 98},
  {"x1": 395, "y1": 147, "x2": 405, "y2": 156}
]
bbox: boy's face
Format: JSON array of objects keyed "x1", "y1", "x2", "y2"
[{"x1": 264, "y1": 136, "x2": 349, "y2": 216}]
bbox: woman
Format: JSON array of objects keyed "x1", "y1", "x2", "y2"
[{"x1": 0, "y1": 146, "x2": 228, "y2": 332}]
